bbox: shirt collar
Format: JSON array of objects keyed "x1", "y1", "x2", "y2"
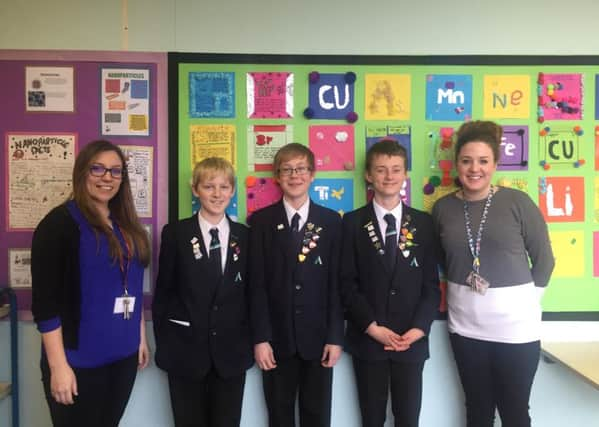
[
  {"x1": 372, "y1": 198, "x2": 402, "y2": 227},
  {"x1": 283, "y1": 197, "x2": 310, "y2": 225}
]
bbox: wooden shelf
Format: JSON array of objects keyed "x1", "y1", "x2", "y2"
[
  {"x1": 542, "y1": 341, "x2": 599, "y2": 391},
  {"x1": 0, "y1": 304, "x2": 9, "y2": 320},
  {"x1": 0, "y1": 382, "x2": 11, "y2": 401}
]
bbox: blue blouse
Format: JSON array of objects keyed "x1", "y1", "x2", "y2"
[{"x1": 37, "y1": 201, "x2": 144, "y2": 368}]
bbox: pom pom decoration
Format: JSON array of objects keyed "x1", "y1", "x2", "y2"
[
  {"x1": 245, "y1": 176, "x2": 257, "y2": 187},
  {"x1": 309, "y1": 71, "x2": 320, "y2": 84},
  {"x1": 344, "y1": 72, "x2": 357, "y2": 84},
  {"x1": 429, "y1": 175, "x2": 441, "y2": 187},
  {"x1": 578, "y1": 159, "x2": 586, "y2": 165},
  {"x1": 346, "y1": 111, "x2": 358, "y2": 123},
  {"x1": 543, "y1": 163, "x2": 551, "y2": 171},
  {"x1": 423, "y1": 183, "x2": 435, "y2": 195},
  {"x1": 303, "y1": 107, "x2": 315, "y2": 119}
]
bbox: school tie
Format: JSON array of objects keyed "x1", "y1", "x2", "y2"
[
  {"x1": 290, "y1": 212, "x2": 301, "y2": 233},
  {"x1": 384, "y1": 214, "x2": 397, "y2": 270},
  {"x1": 209, "y1": 228, "x2": 222, "y2": 276}
]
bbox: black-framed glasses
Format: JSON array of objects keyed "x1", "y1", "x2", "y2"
[
  {"x1": 278, "y1": 166, "x2": 312, "y2": 177},
  {"x1": 89, "y1": 164, "x2": 124, "y2": 178}
]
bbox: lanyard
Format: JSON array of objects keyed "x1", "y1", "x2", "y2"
[
  {"x1": 117, "y1": 230, "x2": 132, "y2": 296},
  {"x1": 463, "y1": 186, "x2": 495, "y2": 274}
]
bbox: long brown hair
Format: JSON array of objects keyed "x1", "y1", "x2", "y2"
[{"x1": 71, "y1": 140, "x2": 150, "y2": 266}]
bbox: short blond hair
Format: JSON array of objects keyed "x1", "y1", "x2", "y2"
[{"x1": 191, "y1": 157, "x2": 235, "y2": 189}]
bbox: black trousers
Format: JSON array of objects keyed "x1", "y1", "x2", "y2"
[
  {"x1": 41, "y1": 352, "x2": 138, "y2": 427},
  {"x1": 450, "y1": 333, "x2": 540, "y2": 427},
  {"x1": 352, "y1": 356, "x2": 424, "y2": 427},
  {"x1": 262, "y1": 354, "x2": 333, "y2": 427},
  {"x1": 168, "y1": 369, "x2": 246, "y2": 427}
]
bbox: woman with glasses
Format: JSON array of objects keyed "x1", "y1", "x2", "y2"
[{"x1": 31, "y1": 140, "x2": 151, "y2": 427}]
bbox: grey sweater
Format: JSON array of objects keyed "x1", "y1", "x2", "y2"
[{"x1": 432, "y1": 187, "x2": 554, "y2": 289}]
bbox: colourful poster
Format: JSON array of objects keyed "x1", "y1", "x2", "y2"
[
  {"x1": 309, "y1": 125, "x2": 355, "y2": 171},
  {"x1": 101, "y1": 68, "x2": 150, "y2": 136},
  {"x1": 247, "y1": 125, "x2": 293, "y2": 171},
  {"x1": 192, "y1": 182, "x2": 238, "y2": 221},
  {"x1": 364, "y1": 74, "x2": 411, "y2": 120},
  {"x1": 306, "y1": 72, "x2": 355, "y2": 120},
  {"x1": 594, "y1": 177, "x2": 599, "y2": 223},
  {"x1": 247, "y1": 72, "x2": 293, "y2": 118},
  {"x1": 365, "y1": 125, "x2": 412, "y2": 171},
  {"x1": 189, "y1": 72, "x2": 235, "y2": 118},
  {"x1": 596, "y1": 75, "x2": 599, "y2": 120},
  {"x1": 495, "y1": 177, "x2": 528, "y2": 193},
  {"x1": 483, "y1": 75, "x2": 530, "y2": 119},
  {"x1": 425, "y1": 74, "x2": 472, "y2": 121},
  {"x1": 246, "y1": 176, "x2": 282, "y2": 217},
  {"x1": 498, "y1": 125, "x2": 528, "y2": 171},
  {"x1": 594, "y1": 232, "x2": 599, "y2": 277},
  {"x1": 7, "y1": 132, "x2": 76, "y2": 230},
  {"x1": 538, "y1": 176, "x2": 585, "y2": 223},
  {"x1": 595, "y1": 126, "x2": 599, "y2": 171},
  {"x1": 310, "y1": 178, "x2": 353, "y2": 216},
  {"x1": 549, "y1": 230, "x2": 584, "y2": 278},
  {"x1": 190, "y1": 124, "x2": 236, "y2": 169},
  {"x1": 537, "y1": 73, "x2": 583, "y2": 121},
  {"x1": 539, "y1": 126, "x2": 583, "y2": 168},
  {"x1": 367, "y1": 178, "x2": 411, "y2": 207},
  {"x1": 25, "y1": 66, "x2": 74, "y2": 112}
]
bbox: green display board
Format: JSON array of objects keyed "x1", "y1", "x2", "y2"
[{"x1": 168, "y1": 54, "x2": 599, "y2": 318}]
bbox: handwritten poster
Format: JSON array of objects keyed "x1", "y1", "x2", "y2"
[
  {"x1": 550, "y1": 230, "x2": 584, "y2": 278},
  {"x1": 307, "y1": 72, "x2": 355, "y2": 120},
  {"x1": 498, "y1": 125, "x2": 529, "y2": 171},
  {"x1": 101, "y1": 67, "x2": 150, "y2": 136},
  {"x1": 7, "y1": 132, "x2": 76, "y2": 230},
  {"x1": 364, "y1": 74, "x2": 411, "y2": 120},
  {"x1": 8, "y1": 249, "x2": 32, "y2": 288},
  {"x1": 190, "y1": 124, "x2": 236, "y2": 169},
  {"x1": 25, "y1": 66, "x2": 74, "y2": 112},
  {"x1": 538, "y1": 176, "x2": 584, "y2": 223},
  {"x1": 365, "y1": 125, "x2": 412, "y2": 170},
  {"x1": 537, "y1": 73, "x2": 583, "y2": 121},
  {"x1": 120, "y1": 145, "x2": 153, "y2": 218},
  {"x1": 247, "y1": 72, "x2": 293, "y2": 118},
  {"x1": 246, "y1": 177, "x2": 282, "y2": 217},
  {"x1": 308, "y1": 125, "x2": 355, "y2": 171},
  {"x1": 539, "y1": 126, "x2": 582, "y2": 168},
  {"x1": 310, "y1": 178, "x2": 353, "y2": 216},
  {"x1": 483, "y1": 75, "x2": 530, "y2": 119},
  {"x1": 426, "y1": 74, "x2": 472, "y2": 121},
  {"x1": 247, "y1": 125, "x2": 293, "y2": 171},
  {"x1": 189, "y1": 72, "x2": 235, "y2": 118}
]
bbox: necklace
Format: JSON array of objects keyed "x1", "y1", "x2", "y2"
[{"x1": 462, "y1": 185, "x2": 495, "y2": 294}]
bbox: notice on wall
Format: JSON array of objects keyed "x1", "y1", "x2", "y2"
[
  {"x1": 190, "y1": 124, "x2": 236, "y2": 169},
  {"x1": 120, "y1": 145, "x2": 153, "y2": 218},
  {"x1": 8, "y1": 249, "x2": 32, "y2": 288},
  {"x1": 25, "y1": 66, "x2": 75, "y2": 112},
  {"x1": 101, "y1": 68, "x2": 150, "y2": 136},
  {"x1": 7, "y1": 132, "x2": 76, "y2": 230}
]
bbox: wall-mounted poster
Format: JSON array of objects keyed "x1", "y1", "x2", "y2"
[
  {"x1": 101, "y1": 67, "x2": 150, "y2": 136},
  {"x1": 6, "y1": 132, "x2": 76, "y2": 230},
  {"x1": 8, "y1": 248, "x2": 32, "y2": 288},
  {"x1": 247, "y1": 124, "x2": 293, "y2": 171},
  {"x1": 25, "y1": 66, "x2": 74, "y2": 112},
  {"x1": 247, "y1": 72, "x2": 293, "y2": 118},
  {"x1": 190, "y1": 124, "x2": 236, "y2": 169},
  {"x1": 120, "y1": 145, "x2": 153, "y2": 218}
]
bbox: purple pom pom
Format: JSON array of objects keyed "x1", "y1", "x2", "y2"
[
  {"x1": 303, "y1": 107, "x2": 315, "y2": 119},
  {"x1": 309, "y1": 71, "x2": 320, "y2": 84},
  {"x1": 346, "y1": 111, "x2": 358, "y2": 123},
  {"x1": 345, "y1": 72, "x2": 357, "y2": 84},
  {"x1": 454, "y1": 177, "x2": 462, "y2": 187},
  {"x1": 423, "y1": 183, "x2": 435, "y2": 195}
]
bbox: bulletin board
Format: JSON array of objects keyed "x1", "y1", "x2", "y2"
[
  {"x1": 169, "y1": 54, "x2": 599, "y2": 320},
  {"x1": 0, "y1": 50, "x2": 169, "y2": 315}
]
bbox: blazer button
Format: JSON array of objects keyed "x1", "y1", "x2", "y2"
[
  {"x1": 211, "y1": 331, "x2": 217, "y2": 336},
  {"x1": 295, "y1": 309, "x2": 302, "y2": 315},
  {"x1": 295, "y1": 284, "x2": 302, "y2": 290},
  {"x1": 390, "y1": 289, "x2": 397, "y2": 296},
  {"x1": 213, "y1": 305, "x2": 219, "y2": 311}
]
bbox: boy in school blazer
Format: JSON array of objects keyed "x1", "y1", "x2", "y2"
[
  {"x1": 340, "y1": 140, "x2": 440, "y2": 427},
  {"x1": 152, "y1": 158, "x2": 253, "y2": 427},
  {"x1": 249, "y1": 143, "x2": 344, "y2": 427}
]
